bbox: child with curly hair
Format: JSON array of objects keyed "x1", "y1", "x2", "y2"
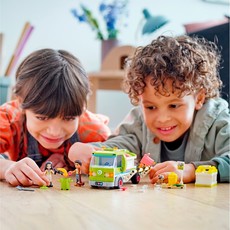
[
  {"x1": 68, "y1": 35, "x2": 229, "y2": 183},
  {"x1": 0, "y1": 49, "x2": 111, "y2": 187}
]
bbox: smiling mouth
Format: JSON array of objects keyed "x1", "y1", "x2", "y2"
[
  {"x1": 159, "y1": 126, "x2": 176, "y2": 131},
  {"x1": 157, "y1": 125, "x2": 177, "y2": 134},
  {"x1": 41, "y1": 135, "x2": 64, "y2": 143}
]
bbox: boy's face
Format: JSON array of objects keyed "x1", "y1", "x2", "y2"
[
  {"x1": 25, "y1": 110, "x2": 79, "y2": 150},
  {"x1": 140, "y1": 77, "x2": 205, "y2": 143},
  {"x1": 75, "y1": 163, "x2": 80, "y2": 169}
]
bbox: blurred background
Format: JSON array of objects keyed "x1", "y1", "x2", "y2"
[{"x1": 0, "y1": 0, "x2": 229, "y2": 130}]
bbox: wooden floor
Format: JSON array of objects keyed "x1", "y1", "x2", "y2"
[{"x1": 0, "y1": 175, "x2": 229, "y2": 230}]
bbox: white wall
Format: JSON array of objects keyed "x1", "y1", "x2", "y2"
[{"x1": 0, "y1": 0, "x2": 228, "y2": 130}]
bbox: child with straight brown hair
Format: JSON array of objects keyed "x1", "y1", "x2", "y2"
[{"x1": 0, "y1": 48, "x2": 110, "y2": 187}]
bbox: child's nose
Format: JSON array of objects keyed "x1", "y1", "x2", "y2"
[
  {"x1": 46, "y1": 123, "x2": 63, "y2": 136},
  {"x1": 156, "y1": 112, "x2": 171, "y2": 123}
]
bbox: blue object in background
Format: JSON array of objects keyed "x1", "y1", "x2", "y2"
[
  {"x1": 142, "y1": 9, "x2": 169, "y2": 35},
  {"x1": 0, "y1": 76, "x2": 11, "y2": 105}
]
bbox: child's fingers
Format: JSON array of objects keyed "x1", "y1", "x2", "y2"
[
  {"x1": 5, "y1": 174, "x2": 19, "y2": 186},
  {"x1": 149, "y1": 175, "x2": 160, "y2": 184},
  {"x1": 13, "y1": 170, "x2": 33, "y2": 186},
  {"x1": 5, "y1": 169, "x2": 33, "y2": 187},
  {"x1": 149, "y1": 172, "x2": 170, "y2": 184},
  {"x1": 21, "y1": 159, "x2": 50, "y2": 185},
  {"x1": 4, "y1": 160, "x2": 34, "y2": 186},
  {"x1": 149, "y1": 163, "x2": 174, "y2": 183},
  {"x1": 149, "y1": 163, "x2": 167, "y2": 179},
  {"x1": 68, "y1": 142, "x2": 94, "y2": 162},
  {"x1": 40, "y1": 162, "x2": 46, "y2": 171},
  {"x1": 22, "y1": 165, "x2": 49, "y2": 186},
  {"x1": 149, "y1": 161, "x2": 178, "y2": 179}
]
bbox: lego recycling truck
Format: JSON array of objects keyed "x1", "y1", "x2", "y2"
[{"x1": 89, "y1": 148, "x2": 141, "y2": 189}]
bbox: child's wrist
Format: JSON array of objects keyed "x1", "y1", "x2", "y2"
[{"x1": 184, "y1": 163, "x2": 196, "y2": 183}]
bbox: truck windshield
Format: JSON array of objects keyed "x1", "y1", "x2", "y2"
[{"x1": 91, "y1": 155, "x2": 116, "y2": 167}]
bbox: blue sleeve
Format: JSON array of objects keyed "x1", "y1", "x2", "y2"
[{"x1": 212, "y1": 155, "x2": 230, "y2": 182}]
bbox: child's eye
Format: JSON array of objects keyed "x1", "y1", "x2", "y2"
[
  {"x1": 169, "y1": 104, "x2": 180, "y2": 109},
  {"x1": 64, "y1": 116, "x2": 76, "y2": 121},
  {"x1": 36, "y1": 116, "x2": 48, "y2": 121},
  {"x1": 145, "y1": 106, "x2": 156, "y2": 110}
]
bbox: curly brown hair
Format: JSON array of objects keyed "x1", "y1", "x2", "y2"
[{"x1": 123, "y1": 35, "x2": 222, "y2": 105}]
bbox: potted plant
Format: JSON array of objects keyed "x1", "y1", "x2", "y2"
[{"x1": 71, "y1": 0, "x2": 129, "y2": 61}]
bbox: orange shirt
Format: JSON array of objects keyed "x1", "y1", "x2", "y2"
[{"x1": 0, "y1": 100, "x2": 111, "y2": 161}]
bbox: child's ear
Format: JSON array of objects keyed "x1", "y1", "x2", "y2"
[{"x1": 195, "y1": 89, "x2": 206, "y2": 110}]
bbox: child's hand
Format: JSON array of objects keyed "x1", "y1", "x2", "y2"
[
  {"x1": 68, "y1": 142, "x2": 98, "y2": 174},
  {"x1": 149, "y1": 161, "x2": 196, "y2": 184},
  {"x1": 40, "y1": 153, "x2": 66, "y2": 171},
  {"x1": 3, "y1": 158, "x2": 50, "y2": 187}
]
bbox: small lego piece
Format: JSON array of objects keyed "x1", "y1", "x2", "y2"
[
  {"x1": 155, "y1": 174, "x2": 164, "y2": 190},
  {"x1": 40, "y1": 185, "x2": 48, "y2": 190},
  {"x1": 57, "y1": 168, "x2": 73, "y2": 190},
  {"x1": 139, "y1": 153, "x2": 155, "y2": 166},
  {"x1": 137, "y1": 185, "x2": 149, "y2": 193},
  {"x1": 177, "y1": 161, "x2": 185, "y2": 184},
  {"x1": 160, "y1": 172, "x2": 185, "y2": 189},
  {"x1": 119, "y1": 187, "x2": 128, "y2": 191},
  {"x1": 137, "y1": 153, "x2": 155, "y2": 178},
  {"x1": 168, "y1": 172, "x2": 178, "y2": 185},
  {"x1": 156, "y1": 174, "x2": 164, "y2": 186},
  {"x1": 16, "y1": 186, "x2": 35, "y2": 191},
  {"x1": 195, "y1": 165, "x2": 217, "y2": 187},
  {"x1": 59, "y1": 177, "x2": 73, "y2": 190}
]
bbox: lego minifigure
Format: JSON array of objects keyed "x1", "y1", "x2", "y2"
[
  {"x1": 155, "y1": 174, "x2": 164, "y2": 189},
  {"x1": 177, "y1": 161, "x2": 185, "y2": 184},
  {"x1": 44, "y1": 161, "x2": 55, "y2": 187},
  {"x1": 156, "y1": 174, "x2": 164, "y2": 185},
  {"x1": 69, "y1": 160, "x2": 84, "y2": 187}
]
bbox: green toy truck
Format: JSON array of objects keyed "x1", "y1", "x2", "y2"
[{"x1": 89, "y1": 148, "x2": 141, "y2": 189}]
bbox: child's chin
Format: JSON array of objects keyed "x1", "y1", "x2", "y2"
[
  {"x1": 159, "y1": 136, "x2": 178, "y2": 143},
  {"x1": 39, "y1": 140, "x2": 63, "y2": 150}
]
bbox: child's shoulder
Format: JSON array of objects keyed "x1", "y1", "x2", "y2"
[
  {"x1": 195, "y1": 97, "x2": 229, "y2": 127},
  {"x1": 78, "y1": 110, "x2": 111, "y2": 142},
  {"x1": 0, "y1": 99, "x2": 23, "y2": 123},
  {"x1": 201, "y1": 98, "x2": 228, "y2": 115}
]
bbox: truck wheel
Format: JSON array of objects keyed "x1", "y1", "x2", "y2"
[
  {"x1": 91, "y1": 185, "x2": 98, "y2": 189},
  {"x1": 116, "y1": 177, "x2": 123, "y2": 189},
  {"x1": 131, "y1": 172, "x2": 141, "y2": 184}
]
